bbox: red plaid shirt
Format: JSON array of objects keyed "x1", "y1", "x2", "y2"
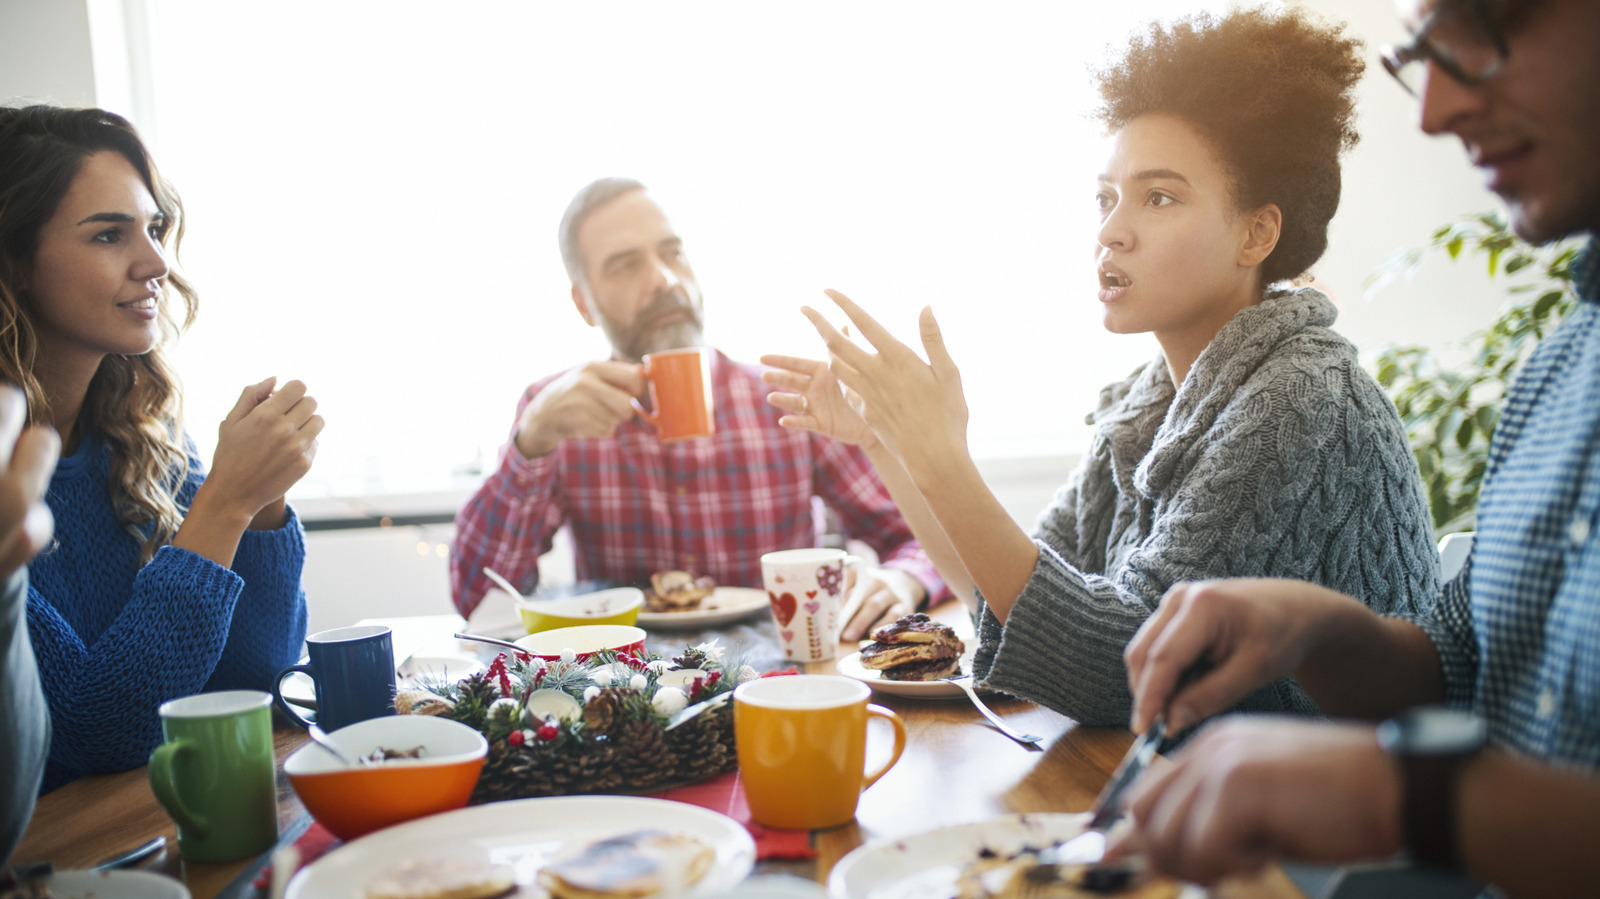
[{"x1": 450, "y1": 350, "x2": 944, "y2": 616}]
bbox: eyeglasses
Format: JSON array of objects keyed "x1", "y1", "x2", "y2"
[{"x1": 1380, "y1": 0, "x2": 1512, "y2": 96}]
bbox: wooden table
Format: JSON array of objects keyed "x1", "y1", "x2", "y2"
[{"x1": 13, "y1": 610, "x2": 1305, "y2": 898}]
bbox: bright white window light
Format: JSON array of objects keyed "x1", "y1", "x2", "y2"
[{"x1": 132, "y1": 1, "x2": 1225, "y2": 497}]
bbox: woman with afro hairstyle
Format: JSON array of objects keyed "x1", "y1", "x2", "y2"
[
  {"x1": 763, "y1": 7, "x2": 1439, "y2": 727},
  {"x1": 0, "y1": 105, "x2": 324, "y2": 790}
]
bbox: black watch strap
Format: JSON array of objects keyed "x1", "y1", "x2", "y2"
[
  {"x1": 1398, "y1": 752, "x2": 1463, "y2": 868},
  {"x1": 1378, "y1": 706, "x2": 1487, "y2": 871}
]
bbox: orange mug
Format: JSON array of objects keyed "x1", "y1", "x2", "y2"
[
  {"x1": 632, "y1": 347, "x2": 714, "y2": 442},
  {"x1": 734, "y1": 674, "x2": 906, "y2": 830}
]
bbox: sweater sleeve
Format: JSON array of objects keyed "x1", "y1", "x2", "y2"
[
  {"x1": 28, "y1": 543, "x2": 244, "y2": 782},
  {"x1": 973, "y1": 358, "x2": 1429, "y2": 726},
  {"x1": 450, "y1": 384, "x2": 567, "y2": 617},
  {"x1": 205, "y1": 504, "x2": 308, "y2": 692},
  {"x1": 1, "y1": 568, "x2": 47, "y2": 863},
  {"x1": 810, "y1": 434, "x2": 948, "y2": 605}
]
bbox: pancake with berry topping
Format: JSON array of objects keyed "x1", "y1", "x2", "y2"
[
  {"x1": 538, "y1": 829, "x2": 714, "y2": 899},
  {"x1": 858, "y1": 613, "x2": 965, "y2": 681}
]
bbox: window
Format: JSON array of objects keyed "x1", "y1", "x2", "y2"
[{"x1": 128, "y1": 1, "x2": 1226, "y2": 498}]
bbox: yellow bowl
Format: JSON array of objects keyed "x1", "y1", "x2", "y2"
[{"x1": 517, "y1": 587, "x2": 643, "y2": 634}]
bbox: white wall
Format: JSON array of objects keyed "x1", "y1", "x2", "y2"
[{"x1": 0, "y1": 0, "x2": 97, "y2": 107}]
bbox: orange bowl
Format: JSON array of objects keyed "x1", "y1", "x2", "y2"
[
  {"x1": 285, "y1": 715, "x2": 487, "y2": 841},
  {"x1": 513, "y1": 624, "x2": 647, "y2": 662}
]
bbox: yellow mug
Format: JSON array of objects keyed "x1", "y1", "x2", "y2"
[{"x1": 734, "y1": 674, "x2": 906, "y2": 830}]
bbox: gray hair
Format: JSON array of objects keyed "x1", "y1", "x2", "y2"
[{"x1": 558, "y1": 176, "x2": 646, "y2": 285}]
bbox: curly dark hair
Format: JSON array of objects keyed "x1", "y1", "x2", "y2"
[{"x1": 1093, "y1": 7, "x2": 1365, "y2": 286}]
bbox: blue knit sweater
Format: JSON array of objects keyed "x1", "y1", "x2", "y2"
[{"x1": 26, "y1": 430, "x2": 307, "y2": 792}]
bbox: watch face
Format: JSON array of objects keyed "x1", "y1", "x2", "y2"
[{"x1": 1380, "y1": 706, "x2": 1489, "y2": 755}]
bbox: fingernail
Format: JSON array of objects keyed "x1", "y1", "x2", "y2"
[{"x1": 1171, "y1": 704, "x2": 1195, "y2": 733}]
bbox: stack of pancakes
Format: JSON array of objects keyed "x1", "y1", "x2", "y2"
[
  {"x1": 644, "y1": 570, "x2": 716, "y2": 613},
  {"x1": 858, "y1": 613, "x2": 965, "y2": 681}
]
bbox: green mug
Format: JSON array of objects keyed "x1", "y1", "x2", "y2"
[{"x1": 148, "y1": 690, "x2": 279, "y2": 863}]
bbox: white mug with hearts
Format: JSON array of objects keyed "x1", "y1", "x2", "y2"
[{"x1": 760, "y1": 548, "x2": 862, "y2": 662}]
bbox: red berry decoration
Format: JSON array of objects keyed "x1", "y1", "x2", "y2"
[
  {"x1": 507, "y1": 730, "x2": 526, "y2": 747},
  {"x1": 536, "y1": 722, "x2": 560, "y2": 741}
]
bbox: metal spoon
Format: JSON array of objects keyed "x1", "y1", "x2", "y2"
[
  {"x1": 453, "y1": 631, "x2": 529, "y2": 655},
  {"x1": 306, "y1": 723, "x2": 359, "y2": 767},
  {"x1": 92, "y1": 835, "x2": 166, "y2": 871},
  {"x1": 482, "y1": 567, "x2": 528, "y2": 601}
]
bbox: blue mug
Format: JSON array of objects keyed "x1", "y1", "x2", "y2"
[{"x1": 273, "y1": 624, "x2": 396, "y2": 730}]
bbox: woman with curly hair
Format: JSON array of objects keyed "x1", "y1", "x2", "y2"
[
  {"x1": 0, "y1": 105, "x2": 323, "y2": 790},
  {"x1": 763, "y1": 7, "x2": 1439, "y2": 726}
]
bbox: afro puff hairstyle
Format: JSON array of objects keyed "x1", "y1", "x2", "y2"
[{"x1": 1093, "y1": 6, "x2": 1365, "y2": 287}]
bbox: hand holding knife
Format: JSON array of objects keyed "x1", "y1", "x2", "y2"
[{"x1": 1037, "y1": 660, "x2": 1215, "y2": 866}]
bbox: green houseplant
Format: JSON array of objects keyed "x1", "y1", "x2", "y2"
[{"x1": 1369, "y1": 212, "x2": 1583, "y2": 536}]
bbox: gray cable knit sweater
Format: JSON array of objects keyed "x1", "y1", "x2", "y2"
[{"x1": 972, "y1": 288, "x2": 1440, "y2": 726}]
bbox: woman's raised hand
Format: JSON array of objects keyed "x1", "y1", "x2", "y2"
[
  {"x1": 759, "y1": 353, "x2": 877, "y2": 448},
  {"x1": 206, "y1": 377, "x2": 324, "y2": 527},
  {"x1": 799, "y1": 289, "x2": 970, "y2": 481}
]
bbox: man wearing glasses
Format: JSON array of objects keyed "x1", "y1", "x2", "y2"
[{"x1": 1111, "y1": 0, "x2": 1600, "y2": 894}]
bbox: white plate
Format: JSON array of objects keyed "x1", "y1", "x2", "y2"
[
  {"x1": 287, "y1": 795, "x2": 756, "y2": 898},
  {"x1": 827, "y1": 812, "x2": 1200, "y2": 899},
  {"x1": 834, "y1": 650, "x2": 977, "y2": 699},
  {"x1": 397, "y1": 655, "x2": 488, "y2": 683},
  {"x1": 44, "y1": 869, "x2": 190, "y2": 899},
  {"x1": 638, "y1": 587, "x2": 771, "y2": 630},
  {"x1": 278, "y1": 656, "x2": 486, "y2": 709}
]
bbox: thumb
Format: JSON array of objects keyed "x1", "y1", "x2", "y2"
[
  {"x1": 918, "y1": 306, "x2": 960, "y2": 380},
  {"x1": 226, "y1": 376, "x2": 277, "y2": 423}
]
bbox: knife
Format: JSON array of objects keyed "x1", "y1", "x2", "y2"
[{"x1": 1038, "y1": 660, "x2": 1214, "y2": 865}]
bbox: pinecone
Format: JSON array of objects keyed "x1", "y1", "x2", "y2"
[
  {"x1": 450, "y1": 673, "x2": 503, "y2": 730},
  {"x1": 671, "y1": 646, "x2": 709, "y2": 670},
  {"x1": 666, "y1": 705, "x2": 736, "y2": 781},
  {"x1": 473, "y1": 739, "x2": 627, "y2": 801},
  {"x1": 616, "y1": 718, "x2": 674, "y2": 788},
  {"x1": 582, "y1": 687, "x2": 630, "y2": 738}
]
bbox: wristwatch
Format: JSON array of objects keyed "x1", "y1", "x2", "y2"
[{"x1": 1375, "y1": 705, "x2": 1488, "y2": 869}]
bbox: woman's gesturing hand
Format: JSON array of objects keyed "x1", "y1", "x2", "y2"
[
  {"x1": 759, "y1": 353, "x2": 877, "y2": 448},
  {"x1": 207, "y1": 377, "x2": 324, "y2": 524},
  {"x1": 798, "y1": 289, "x2": 970, "y2": 482}
]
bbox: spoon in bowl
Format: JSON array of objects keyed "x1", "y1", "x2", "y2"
[
  {"x1": 453, "y1": 631, "x2": 530, "y2": 655},
  {"x1": 306, "y1": 723, "x2": 360, "y2": 767},
  {"x1": 482, "y1": 567, "x2": 528, "y2": 602}
]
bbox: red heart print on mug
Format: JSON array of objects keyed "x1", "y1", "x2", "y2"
[{"x1": 769, "y1": 591, "x2": 798, "y2": 627}]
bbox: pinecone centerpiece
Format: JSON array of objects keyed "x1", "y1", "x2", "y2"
[{"x1": 416, "y1": 640, "x2": 755, "y2": 802}]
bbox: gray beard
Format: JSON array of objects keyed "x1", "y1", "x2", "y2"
[{"x1": 608, "y1": 317, "x2": 706, "y2": 363}]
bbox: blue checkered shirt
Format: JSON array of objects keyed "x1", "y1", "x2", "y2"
[{"x1": 1415, "y1": 236, "x2": 1600, "y2": 766}]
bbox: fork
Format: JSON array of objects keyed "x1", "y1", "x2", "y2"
[{"x1": 947, "y1": 675, "x2": 1044, "y2": 747}]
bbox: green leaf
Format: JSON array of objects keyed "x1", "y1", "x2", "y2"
[
  {"x1": 1486, "y1": 244, "x2": 1503, "y2": 276},
  {"x1": 1446, "y1": 235, "x2": 1465, "y2": 260},
  {"x1": 1474, "y1": 405, "x2": 1497, "y2": 436},
  {"x1": 1429, "y1": 475, "x2": 1452, "y2": 529},
  {"x1": 1533, "y1": 290, "x2": 1564, "y2": 319},
  {"x1": 1505, "y1": 255, "x2": 1532, "y2": 275},
  {"x1": 1456, "y1": 415, "x2": 1476, "y2": 450}
]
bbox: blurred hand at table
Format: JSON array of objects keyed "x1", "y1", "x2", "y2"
[
  {"x1": 1107, "y1": 717, "x2": 1402, "y2": 885},
  {"x1": 513, "y1": 361, "x2": 647, "y2": 459},
  {"x1": 759, "y1": 352, "x2": 877, "y2": 448},
  {"x1": 797, "y1": 290, "x2": 970, "y2": 482},
  {"x1": 840, "y1": 567, "x2": 928, "y2": 642},
  {"x1": 1124, "y1": 578, "x2": 1364, "y2": 734},
  {"x1": 0, "y1": 384, "x2": 59, "y2": 576}
]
